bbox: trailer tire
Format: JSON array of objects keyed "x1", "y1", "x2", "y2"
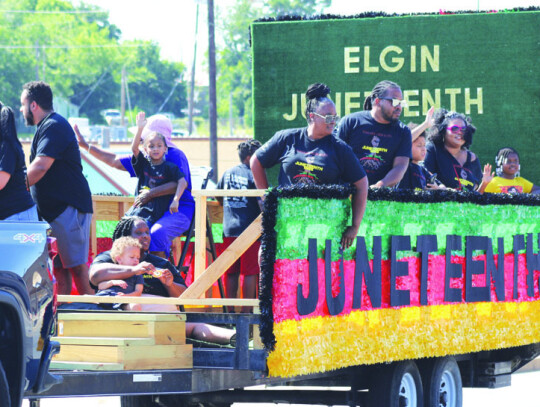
[
  {"x1": 367, "y1": 361, "x2": 423, "y2": 407},
  {"x1": 421, "y1": 357, "x2": 462, "y2": 407},
  {"x1": 120, "y1": 395, "x2": 158, "y2": 407},
  {"x1": 0, "y1": 361, "x2": 10, "y2": 407}
]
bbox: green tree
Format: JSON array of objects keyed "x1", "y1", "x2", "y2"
[
  {"x1": 215, "y1": 0, "x2": 332, "y2": 132},
  {"x1": 0, "y1": 0, "x2": 188, "y2": 125}
]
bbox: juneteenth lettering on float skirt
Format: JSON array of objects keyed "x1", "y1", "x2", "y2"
[{"x1": 296, "y1": 234, "x2": 540, "y2": 316}]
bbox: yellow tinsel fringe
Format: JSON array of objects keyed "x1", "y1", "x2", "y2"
[{"x1": 267, "y1": 300, "x2": 540, "y2": 377}]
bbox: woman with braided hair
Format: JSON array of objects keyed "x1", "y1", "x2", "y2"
[
  {"x1": 90, "y1": 216, "x2": 236, "y2": 344},
  {"x1": 250, "y1": 83, "x2": 368, "y2": 249},
  {"x1": 0, "y1": 102, "x2": 38, "y2": 220},
  {"x1": 479, "y1": 147, "x2": 540, "y2": 194}
]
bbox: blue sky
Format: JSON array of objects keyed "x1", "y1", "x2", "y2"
[{"x1": 81, "y1": 0, "x2": 538, "y2": 70}]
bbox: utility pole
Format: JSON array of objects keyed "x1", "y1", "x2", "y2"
[
  {"x1": 188, "y1": 2, "x2": 200, "y2": 136},
  {"x1": 120, "y1": 66, "x2": 126, "y2": 126},
  {"x1": 208, "y1": 0, "x2": 218, "y2": 182}
]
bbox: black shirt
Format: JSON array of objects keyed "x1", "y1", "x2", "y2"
[
  {"x1": 217, "y1": 163, "x2": 261, "y2": 237},
  {"x1": 396, "y1": 162, "x2": 433, "y2": 190},
  {"x1": 126, "y1": 154, "x2": 184, "y2": 225},
  {"x1": 92, "y1": 251, "x2": 186, "y2": 298},
  {"x1": 29, "y1": 112, "x2": 92, "y2": 222},
  {"x1": 424, "y1": 142, "x2": 482, "y2": 191},
  {"x1": 0, "y1": 140, "x2": 34, "y2": 219},
  {"x1": 256, "y1": 127, "x2": 366, "y2": 186},
  {"x1": 336, "y1": 111, "x2": 412, "y2": 185}
]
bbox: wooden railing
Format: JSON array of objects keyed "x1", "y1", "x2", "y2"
[
  {"x1": 70, "y1": 190, "x2": 266, "y2": 308},
  {"x1": 180, "y1": 189, "x2": 265, "y2": 299}
]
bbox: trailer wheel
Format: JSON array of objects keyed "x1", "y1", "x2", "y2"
[
  {"x1": 367, "y1": 361, "x2": 423, "y2": 407},
  {"x1": 0, "y1": 361, "x2": 10, "y2": 407},
  {"x1": 421, "y1": 357, "x2": 462, "y2": 407},
  {"x1": 120, "y1": 395, "x2": 159, "y2": 407}
]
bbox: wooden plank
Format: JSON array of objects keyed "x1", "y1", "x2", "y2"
[
  {"x1": 54, "y1": 337, "x2": 156, "y2": 346},
  {"x1": 50, "y1": 361, "x2": 125, "y2": 371},
  {"x1": 180, "y1": 214, "x2": 262, "y2": 299},
  {"x1": 53, "y1": 344, "x2": 193, "y2": 370},
  {"x1": 152, "y1": 321, "x2": 186, "y2": 345},
  {"x1": 121, "y1": 344, "x2": 193, "y2": 370},
  {"x1": 57, "y1": 312, "x2": 186, "y2": 322},
  {"x1": 54, "y1": 343, "x2": 192, "y2": 369},
  {"x1": 54, "y1": 344, "x2": 121, "y2": 363},
  {"x1": 193, "y1": 192, "x2": 207, "y2": 284},
  {"x1": 57, "y1": 320, "x2": 185, "y2": 344},
  {"x1": 57, "y1": 296, "x2": 259, "y2": 307}
]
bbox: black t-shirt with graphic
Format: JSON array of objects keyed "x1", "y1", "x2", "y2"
[
  {"x1": 424, "y1": 142, "x2": 482, "y2": 191},
  {"x1": 217, "y1": 163, "x2": 261, "y2": 237},
  {"x1": 30, "y1": 112, "x2": 92, "y2": 222},
  {"x1": 125, "y1": 154, "x2": 184, "y2": 226},
  {"x1": 336, "y1": 111, "x2": 412, "y2": 185},
  {"x1": 396, "y1": 162, "x2": 432, "y2": 190},
  {"x1": 92, "y1": 251, "x2": 186, "y2": 298},
  {"x1": 256, "y1": 127, "x2": 365, "y2": 186}
]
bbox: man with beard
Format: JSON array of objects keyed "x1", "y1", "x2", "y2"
[
  {"x1": 21, "y1": 81, "x2": 94, "y2": 295},
  {"x1": 336, "y1": 80, "x2": 412, "y2": 187}
]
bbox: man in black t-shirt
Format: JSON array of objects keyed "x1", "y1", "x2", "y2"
[
  {"x1": 22, "y1": 81, "x2": 93, "y2": 295},
  {"x1": 336, "y1": 80, "x2": 412, "y2": 187}
]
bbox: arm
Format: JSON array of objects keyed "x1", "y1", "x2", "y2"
[
  {"x1": 97, "y1": 279, "x2": 128, "y2": 290},
  {"x1": 169, "y1": 178, "x2": 187, "y2": 213},
  {"x1": 89, "y1": 261, "x2": 155, "y2": 286},
  {"x1": 131, "y1": 112, "x2": 147, "y2": 157},
  {"x1": 0, "y1": 171, "x2": 10, "y2": 190},
  {"x1": 120, "y1": 284, "x2": 144, "y2": 297},
  {"x1": 372, "y1": 156, "x2": 409, "y2": 188},
  {"x1": 134, "y1": 181, "x2": 178, "y2": 208},
  {"x1": 411, "y1": 106, "x2": 435, "y2": 142},
  {"x1": 74, "y1": 124, "x2": 125, "y2": 170},
  {"x1": 157, "y1": 269, "x2": 186, "y2": 297},
  {"x1": 477, "y1": 164, "x2": 494, "y2": 194},
  {"x1": 341, "y1": 176, "x2": 368, "y2": 249},
  {"x1": 250, "y1": 154, "x2": 269, "y2": 190},
  {"x1": 26, "y1": 156, "x2": 55, "y2": 186}
]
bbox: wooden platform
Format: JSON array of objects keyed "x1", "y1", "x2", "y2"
[{"x1": 52, "y1": 312, "x2": 192, "y2": 371}]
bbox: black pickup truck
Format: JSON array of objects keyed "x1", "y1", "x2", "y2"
[{"x1": 0, "y1": 221, "x2": 60, "y2": 407}]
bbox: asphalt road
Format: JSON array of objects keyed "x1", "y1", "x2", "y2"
[{"x1": 22, "y1": 370, "x2": 540, "y2": 406}]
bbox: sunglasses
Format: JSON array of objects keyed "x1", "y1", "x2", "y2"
[
  {"x1": 312, "y1": 112, "x2": 340, "y2": 124},
  {"x1": 446, "y1": 125, "x2": 467, "y2": 134},
  {"x1": 379, "y1": 97, "x2": 408, "y2": 108}
]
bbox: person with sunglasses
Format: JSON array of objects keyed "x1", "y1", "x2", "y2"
[
  {"x1": 250, "y1": 83, "x2": 368, "y2": 249},
  {"x1": 335, "y1": 80, "x2": 412, "y2": 188},
  {"x1": 423, "y1": 108, "x2": 484, "y2": 192}
]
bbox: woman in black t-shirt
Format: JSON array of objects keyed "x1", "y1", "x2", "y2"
[
  {"x1": 250, "y1": 83, "x2": 368, "y2": 249},
  {"x1": 0, "y1": 103, "x2": 37, "y2": 220},
  {"x1": 424, "y1": 109, "x2": 483, "y2": 191}
]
